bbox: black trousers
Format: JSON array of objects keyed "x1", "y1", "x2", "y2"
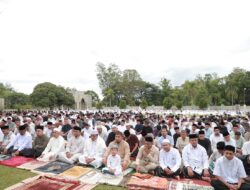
[
  {"x1": 20, "y1": 148, "x2": 43, "y2": 158},
  {"x1": 154, "y1": 166, "x2": 181, "y2": 177},
  {"x1": 211, "y1": 180, "x2": 250, "y2": 190},
  {"x1": 183, "y1": 167, "x2": 204, "y2": 179},
  {"x1": 7, "y1": 146, "x2": 43, "y2": 158}
]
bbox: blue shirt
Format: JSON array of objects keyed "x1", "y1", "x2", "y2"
[
  {"x1": 204, "y1": 128, "x2": 212, "y2": 139},
  {"x1": 157, "y1": 135, "x2": 174, "y2": 148}
]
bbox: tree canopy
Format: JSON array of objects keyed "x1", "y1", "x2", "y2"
[{"x1": 96, "y1": 63, "x2": 250, "y2": 109}]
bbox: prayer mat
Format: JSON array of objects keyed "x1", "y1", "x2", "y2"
[
  {"x1": 59, "y1": 166, "x2": 92, "y2": 179},
  {"x1": 99, "y1": 174, "x2": 124, "y2": 186},
  {"x1": 72, "y1": 183, "x2": 96, "y2": 190},
  {"x1": 167, "y1": 179, "x2": 214, "y2": 190},
  {"x1": 119, "y1": 174, "x2": 132, "y2": 187},
  {"x1": 0, "y1": 156, "x2": 34, "y2": 167},
  {"x1": 123, "y1": 167, "x2": 134, "y2": 176},
  {"x1": 17, "y1": 160, "x2": 50, "y2": 170},
  {"x1": 8, "y1": 176, "x2": 81, "y2": 190},
  {"x1": 127, "y1": 174, "x2": 168, "y2": 190},
  {"x1": 35, "y1": 161, "x2": 74, "y2": 174},
  {"x1": 0, "y1": 154, "x2": 11, "y2": 161},
  {"x1": 79, "y1": 170, "x2": 103, "y2": 185}
]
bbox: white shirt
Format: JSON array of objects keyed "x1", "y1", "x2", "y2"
[
  {"x1": 43, "y1": 136, "x2": 65, "y2": 156},
  {"x1": 83, "y1": 137, "x2": 106, "y2": 159},
  {"x1": 224, "y1": 138, "x2": 236, "y2": 148},
  {"x1": 6, "y1": 132, "x2": 32, "y2": 151},
  {"x1": 242, "y1": 141, "x2": 250, "y2": 155},
  {"x1": 214, "y1": 156, "x2": 247, "y2": 184},
  {"x1": 117, "y1": 125, "x2": 126, "y2": 133},
  {"x1": 107, "y1": 154, "x2": 122, "y2": 172},
  {"x1": 66, "y1": 135, "x2": 85, "y2": 154},
  {"x1": 1, "y1": 131, "x2": 15, "y2": 147},
  {"x1": 0, "y1": 129, "x2": 3, "y2": 142},
  {"x1": 44, "y1": 127, "x2": 53, "y2": 138},
  {"x1": 210, "y1": 133, "x2": 224, "y2": 151},
  {"x1": 182, "y1": 144, "x2": 209, "y2": 173},
  {"x1": 159, "y1": 147, "x2": 181, "y2": 172},
  {"x1": 83, "y1": 127, "x2": 92, "y2": 137}
]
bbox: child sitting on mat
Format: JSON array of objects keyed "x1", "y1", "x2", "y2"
[{"x1": 102, "y1": 144, "x2": 122, "y2": 176}]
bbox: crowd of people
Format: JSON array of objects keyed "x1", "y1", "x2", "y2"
[{"x1": 0, "y1": 110, "x2": 250, "y2": 190}]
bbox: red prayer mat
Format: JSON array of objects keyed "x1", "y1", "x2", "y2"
[
  {"x1": 10, "y1": 176, "x2": 82, "y2": 190},
  {"x1": 127, "y1": 173, "x2": 168, "y2": 190},
  {"x1": 0, "y1": 156, "x2": 34, "y2": 167}
]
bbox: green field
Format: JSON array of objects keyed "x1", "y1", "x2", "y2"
[{"x1": 0, "y1": 165, "x2": 126, "y2": 190}]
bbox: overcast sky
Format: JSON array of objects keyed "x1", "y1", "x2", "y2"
[{"x1": 1, "y1": 0, "x2": 250, "y2": 96}]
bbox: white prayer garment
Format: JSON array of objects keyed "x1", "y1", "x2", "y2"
[
  {"x1": 0, "y1": 129, "x2": 3, "y2": 142},
  {"x1": 242, "y1": 141, "x2": 250, "y2": 155},
  {"x1": 38, "y1": 136, "x2": 65, "y2": 162},
  {"x1": 159, "y1": 147, "x2": 181, "y2": 172},
  {"x1": 58, "y1": 135, "x2": 85, "y2": 164},
  {"x1": 213, "y1": 156, "x2": 247, "y2": 184},
  {"x1": 6, "y1": 132, "x2": 32, "y2": 151},
  {"x1": 224, "y1": 138, "x2": 236, "y2": 148},
  {"x1": 79, "y1": 136, "x2": 106, "y2": 168},
  {"x1": 1, "y1": 131, "x2": 15, "y2": 147},
  {"x1": 210, "y1": 133, "x2": 224, "y2": 151},
  {"x1": 103, "y1": 154, "x2": 122, "y2": 176},
  {"x1": 182, "y1": 144, "x2": 209, "y2": 174}
]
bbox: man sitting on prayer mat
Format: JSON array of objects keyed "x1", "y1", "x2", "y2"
[
  {"x1": 58, "y1": 126, "x2": 85, "y2": 164},
  {"x1": 131, "y1": 136, "x2": 159, "y2": 174},
  {"x1": 21, "y1": 125, "x2": 49, "y2": 158},
  {"x1": 155, "y1": 139, "x2": 181, "y2": 179},
  {"x1": 78, "y1": 130, "x2": 106, "y2": 168},
  {"x1": 103, "y1": 131, "x2": 131, "y2": 170},
  {"x1": 182, "y1": 133, "x2": 211, "y2": 182},
  {"x1": 0, "y1": 125, "x2": 15, "y2": 153},
  {"x1": 210, "y1": 126, "x2": 224, "y2": 152},
  {"x1": 3, "y1": 124, "x2": 32, "y2": 156},
  {"x1": 209, "y1": 141, "x2": 225, "y2": 173},
  {"x1": 37, "y1": 128, "x2": 65, "y2": 162},
  {"x1": 198, "y1": 130, "x2": 212, "y2": 156},
  {"x1": 211, "y1": 145, "x2": 250, "y2": 190}
]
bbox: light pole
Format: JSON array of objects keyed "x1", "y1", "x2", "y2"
[{"x1": 244, "y1": 88, "x2": 246, "y2": 106}]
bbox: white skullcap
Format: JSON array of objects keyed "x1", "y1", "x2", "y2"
[
  {"x1": 162, "y1": 139, "x2": 170, "y2": 145},
  {"x1": 111, "y1": 125, "x2": 118, "y2": 128},
  {"x1": 91, "y1": 130, "x2": 99, "y2": 135},
  {"x1": 53, "y1": 128, "x2": 60, "y2": 133}
]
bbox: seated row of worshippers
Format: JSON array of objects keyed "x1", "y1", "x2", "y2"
[{"x1": 0, "y1": 123, "x2": 250, "y2": 190}]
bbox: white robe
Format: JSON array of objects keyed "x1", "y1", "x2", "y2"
[
  {"x1": 38, "y1": 136, "x2": 65, "y2": 162},
  {"x1": 102, "y1": 154, "x2": 122, "y2": 176},
  {"x1": 79, "y1": 137, "x2": 106, "y2": 168},
  {"x1": 58, "y1": 135, "x2": 85, "y2": 164}
]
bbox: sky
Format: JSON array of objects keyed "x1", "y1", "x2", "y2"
[{"x1": 0, "y1": 0, "x2": 250, "y2": 97}]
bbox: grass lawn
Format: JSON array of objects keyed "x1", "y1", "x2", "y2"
[
  {"x1": 0, "y1": 165, "x2": 127, "y2": 190},
  {"x1": 0, "y1": 165, "x2": 37, "y2": 189}
]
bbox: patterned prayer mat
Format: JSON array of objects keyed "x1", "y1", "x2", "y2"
[
  {"x1": 71, "y1": 183, "x2": 97, "y2": 190},
  {"x1": 0, "y1": 156, "x2": 34, "y2": 167},
  {"x1": 17, "y1": 160, "x2": 50, "y2": 170},
  {"x1": 99, "y1": 174, "x2": 124, "y2": 186},
  {"x1": 167, "y1": 179, "x2": 214, "y2": 190},
  {"x1": 79, "y1": 170, "x2": 103, "y2": 185},
  {"x1": 127, "y1": 173, "x2": 168, "y2": 190},
  {"x1": 8, "y1": 175, "x2": 82, "y2": 190},
  {"x1": 0, "y1": 154, "x2": 11, "y2": 161},
  {"x1": 35, "y1": 161, "x2": 74, "y2": 174},
  {"x1": 59, "y1": 166, "x2": 93, "y2": 179}
]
